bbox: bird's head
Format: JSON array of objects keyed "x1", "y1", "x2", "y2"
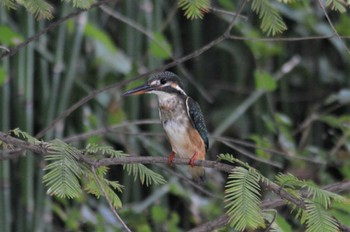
[{"x1": 122, "y1": 71, "x2": 187, "y2": 98}]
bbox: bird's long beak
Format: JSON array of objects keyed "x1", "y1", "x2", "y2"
[{"x1": 122, "y1": 83, "x2": 155, "y2": 96}]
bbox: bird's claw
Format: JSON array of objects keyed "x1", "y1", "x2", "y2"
[
  {"x1": 189, "y1": 151, "x2": 198, "y2": 167},
  {"x1": 168, "y1": 151, "x2": 175, "y2": 166}
]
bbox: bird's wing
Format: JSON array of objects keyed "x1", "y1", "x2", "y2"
[{"x1": 186, "y1": 97, "x2": 209, "y2": 151}]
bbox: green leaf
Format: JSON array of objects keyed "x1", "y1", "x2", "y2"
[
  {"x1": 63, "y1": 0, "x2": 93, "y2": 8},
  {"x1": 331, "y1": 201, "x2": 350, "y2": 226},
  {"x1": 254, "y1": 70, "x2": 277, "y2": 91},
  {"x1": 151, "y1": 205, "x2": 168, "y2": 223},
  {"x1": 251, "y1": 0, "x2": 287, "y2": 36},
  {"x1": 16, "y1": 0, "x2": 54, "y2": 19},
  {"x1": 319, "y1": 115, "x2": 350, "y2": 131},
  {"x1": 326, "y1": 0, "x2": 347, "y2": 13},
  {"x1": 123, "y1": 163, "x2": 166, "y2": 186},
  {"x1": 0, "y1": 26, "x2": 24, "y2": 46},
  {"x1": 224, "y1": 167, "x2": 265, "y2": 231},
  {"x1": 304, "y1": 200, "x2": 338, "y2": 232},
  {"x1": 149, "y1": 33, "x2": 172, "y2": 59},
  {"x1": 84, "y1": 23, "x2": 117, "y2": 53},
  {"x1": 85, "y1": 143, "x2": 124, "y2": 157},
  {"x1": 178, "y1": 0, "x2": 210, "y2": 19},
  {"x1": 11, "y1": 128, "x2": 40, "y2": 144},
  {"x1": 249, "y1": 135, "x2": 272, "y2": 159},
  {"x1": 43, "y1": 140, "x2": 83, "y2": 198},
  {"x1": 1, "y1": 0, "x2": 17, "y2": 9},
  {"x1": 276, "y1": 214, "x2": 293, "y2": 232},
  {"x1": 218, "y1": 0, "x2": 235, "y2": 10},
  {"x1": 86, "y1": 144, "x2": 166, "y2": 186},
  {"x1": 84, "y1": 166, "x2": 123, "y2": 208},
  {"x1": 276, "y1": 173, "x2": 349, "y2": 209}
]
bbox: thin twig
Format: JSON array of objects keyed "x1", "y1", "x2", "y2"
[
  {"x1": 91, "y1": 166, "x2": 132, "y2": 232},
  {"x1": 99, "y1": 4, "x2": 214, "y2": 102},
  {"x1": 210, "y1": 6, "x2": 248, "y2": 21},
  {"x1": 228, "y1": 34, "x2": 350, "y2": 41},
  {"x1": 0, "y1": 0, "x2": 113, "y2": 59},
  {"x1": 219, "y1": 140, "x2": 283, "y2": 168},
  {"x1": 34, "y1": 0, "x2": 246, "y2": 139},
  {"x1": 215, "y1": 136, "x2": 326, "y2": 165},
  {"x1": 317, "y1": 0, "x2": 350, "y2": 54}
]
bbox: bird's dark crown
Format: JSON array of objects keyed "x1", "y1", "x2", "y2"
[
  {"x1": 146, "y1": 71, "x2": 186, "y2": 96},
  {"x1": 122, "y1": 71, "x2": 187, "y2": 97}
]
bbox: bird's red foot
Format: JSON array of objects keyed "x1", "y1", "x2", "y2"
[
  {"x1": 189, "y1": 151, "x2": 199, "y2": 167},
  {"x1": 168, "y1": 151, "x2": 175, "y2": 166}
]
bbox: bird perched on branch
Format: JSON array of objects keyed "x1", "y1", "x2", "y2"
[{"x1": 122, "y1": 71, "x2": 209, "y2": 182}]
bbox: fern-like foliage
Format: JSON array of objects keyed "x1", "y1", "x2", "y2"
[
  {"x1": 251, "y1": 0, "x2": 287, "y2": 36},
  {"x1": 276, "y1": 173, "x2": 349, "y2": 209},
  {"x1": 84, "y1": 166, "x2": 123, "y2": 208},
  {"x1": 219, "y1": 153, "x2": 272, "y2": 184},
  {"x1": 43, "y1": 139, "x2": 82, "y2": 198},
  {"x1": 178, "y1": 0, "x2": 210, "y2": 19},
  {"x1": 219, "y1": 153, "x2": 254, "y2": 170},
  {"x1": 85, "y1": 143, "x2": 124, "y2": 157},
  {"x1": 276, "y1": 173, "x2": 350, "y2": 232},
  {"x1": 1, "y1": 0, "x2": 17, "y2": 9},
  {"x1": 86, "y1": 143, "x2": 166, "y2": 186},
  {"x1": 11, "y1": 128, "x2": 40, "y2": 144},
  {"x1": 123, "y1": 163, "x2": 166, "y2": 186},
  {"x1": 224, "y1": 166, "x2": 265, "y2": 231},
  {"x1": 1, "y1": 0, "x2": 93, "y2": 19},
  {"x1": 302, "y1": 200, "x2": 339, "y2": 232},
  {"x1": 19, "y1": 0, "x2": 54, "y2": 19},
  {"x1": 63, "y1": 0, "x2": 93, "y2": 9},
  {"x1": 326, "y1": 0, "x2": 348, "y2": 13}
]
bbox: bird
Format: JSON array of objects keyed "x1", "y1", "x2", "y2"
[{"x1": 122, "y1": 71, "x2": 209, "y2": 182}]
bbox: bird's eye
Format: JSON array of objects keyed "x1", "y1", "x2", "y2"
[{"x1": 160, "y1": 78, "x2": 167, "y2": 85}]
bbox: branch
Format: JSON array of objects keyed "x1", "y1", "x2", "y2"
[
  {"x1": 0, "y1": 0, "x2": 113, "y2": 59},
  {"x1": 1, "y1": 131, "x2": 350, "y2": 231},
  {"x1": 34, "y1": 0, "x2": 247, "y2": 139},
  {"x1": 91, "y1": 166, "x2": 131, "y2": 232}
]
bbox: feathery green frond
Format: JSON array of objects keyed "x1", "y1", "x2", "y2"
[
  {"x1": 84, "y1": 166, "x2": 123, "y2": 208},
  {"x1": 276, "y1": 173, "x2": 349, "y2": 208},
  {"x1": 307, "y1": 184, "x2": 349, "y2": 208},
  {"x1": 178, "y1": 0, "x2": 210, "y2": 19},
  {"x1": 16, "y1": 0, "x2": 53, "y2": 19},
  {"x1": 326, "y1": 0, "x2": 348, "y2": 13},
  {"x1": 1, "y1": 0, "x2": 17, "y2": 9},
  {"x1": 219, "y1": 153, "x2": 251, "y2": 169},
  {"x1": 303, "y1": 200, "x2": 339, "y2": 232},
  {"x1": 251, "y1": 0, "x2": 287, "y2": 36},
  {"x1": 224, "y1": 167, "x2": 265, "y2": 231},
  {"x1": 86, "y1": 143, "x2": 165, "y2": 186},
  {"x1": 85, "y1": 143, "x2": 124, "y2": 157},
  {"x1": 2, "y1": 0, "x2": 93, "y2": 19},
  {"x1": 219, "y1": 153, "x2": 272, "y2": 184},
  {"x1": 124, "y1": 164, "x2": 166, "y2": 186},
  {"x1": 11, "y1": 128, "x2": 40, "y2": 144},
  {"x1": 275, "y1": 173, "x2": 303, "y2": 189},
  {"x1": 43, "y1": 139, "x2": 82, "y2": 198},
  {"x1": 63, "y1": 0, "x2": 93, "y2": 9}
]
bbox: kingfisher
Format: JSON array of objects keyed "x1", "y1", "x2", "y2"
[{"x1": 122, "y1": 71, "x2": 209, "y2": 182}]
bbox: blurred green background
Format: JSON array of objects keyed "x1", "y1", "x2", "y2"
[{"x1": 0, "y1": 0, "x2": 350, "y2": 231}]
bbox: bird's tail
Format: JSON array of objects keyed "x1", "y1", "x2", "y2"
[{"x1": 190, "y1": 166, "x2": 206, "y2": 184}]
